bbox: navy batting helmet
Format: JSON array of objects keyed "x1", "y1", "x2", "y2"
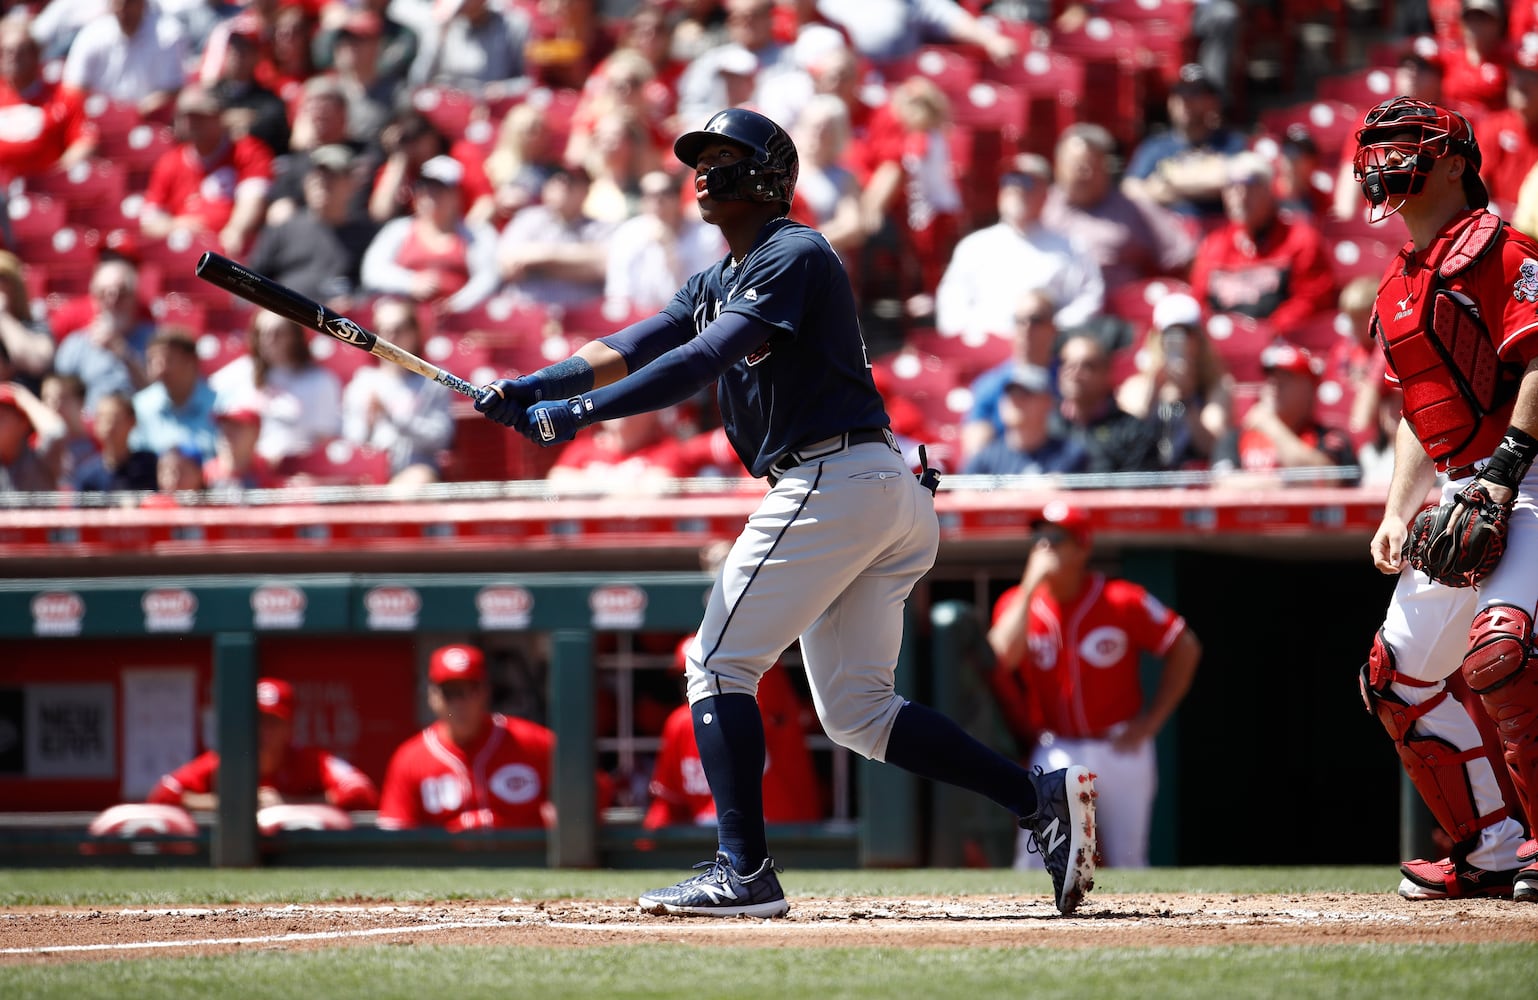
[
  {"x1": 1353, "y1": 97, "x2": 1487, "y2": 212},
  {"x1": 674, "y1": 108, "x2": 798, "y2": 214}
]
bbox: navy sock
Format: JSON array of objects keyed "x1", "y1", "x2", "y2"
[
  {"x1": 883, "y1": 702, "x2": 1037, "y2": 818},
  {"x1": 691, "y1": 693, "x2": 768, "y2": 873}
]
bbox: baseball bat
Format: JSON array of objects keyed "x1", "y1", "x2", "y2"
[{"x1": 194, "y1": 252, "x2": 480, "y2": 399}]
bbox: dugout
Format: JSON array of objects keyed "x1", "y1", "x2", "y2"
[{"x1": 0, "y1": 485, "x2": 1435, "y2": 870}]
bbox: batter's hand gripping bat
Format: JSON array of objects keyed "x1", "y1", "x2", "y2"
[{"x1": 194, "y1": 251, "x2": 480, "y2": 399}]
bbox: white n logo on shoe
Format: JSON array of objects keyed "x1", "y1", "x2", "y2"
[
  {"x1": 1040, "y1": 818, "x2": 1066, "y2": 855},
  {"x1": 695, "y1": 881, "x2": 741, "y2": 904}
]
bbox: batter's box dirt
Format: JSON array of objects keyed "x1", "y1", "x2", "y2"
[{"x1": 3, "y1": 895, "x2": 1535, "y2": 964}]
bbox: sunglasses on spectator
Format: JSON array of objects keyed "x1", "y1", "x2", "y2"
[
  {"x1": 1033, "y1": 526, "x2": 1076, "y2": 546},
  {"x1": 1014, "y1": 312, "x2": 1054, "y2": 326}
]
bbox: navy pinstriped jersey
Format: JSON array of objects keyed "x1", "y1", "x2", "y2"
[{"x1": 660, "y1": 218, "x2": 889, "y2": 478}]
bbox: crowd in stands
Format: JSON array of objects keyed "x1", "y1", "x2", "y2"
[{"x1": 3, "y1": 0, "x2": 1533, "y2": 501}]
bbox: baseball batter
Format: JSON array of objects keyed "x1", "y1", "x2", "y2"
[
  {"x1": 477, "y1": 108, "x2": 1098, "y2": 916},
  {"x1": 1353, "y1": 97, "x2": 1538, "y2": 901}
]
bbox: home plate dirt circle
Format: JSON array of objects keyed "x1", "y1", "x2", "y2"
[{"x1": 3, "y1": 895, "x2": 1535, "y2": 964}]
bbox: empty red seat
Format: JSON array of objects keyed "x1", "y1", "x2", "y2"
[{"x1": 411, "y1": 85, "x2": 481, "y2": 140}]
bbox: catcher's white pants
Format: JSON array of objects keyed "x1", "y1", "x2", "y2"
[
  {"x1": 683, "y1": 442, "x2": 940, "y2": 761},
  {"x1": 1014, "y1": 728, "x2": 1156, "y2": 870},
  {"x1": 1377, "y1": 468, "x2": 1538, "y2": 870}
]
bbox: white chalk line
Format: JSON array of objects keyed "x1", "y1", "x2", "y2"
[
  {"x1": 0, "y1": 902, "x2": 1431, "y2": 956},
  {"x1": 0, "y1": 919, "x2": 514, "y2": 955}
]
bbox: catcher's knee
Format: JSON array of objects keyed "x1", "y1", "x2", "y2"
[
  {"x1": 1361, "y1": 630, "x2": 1504, "y2": 842},
  {"x1": 818, "y1": 690, "x2": 906, "y2": 760},
  {"x1": 1463, "y1": 603, "x2": 1534, "y2": 694}
]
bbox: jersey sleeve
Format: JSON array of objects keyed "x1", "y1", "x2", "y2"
[
  {"x1": 320, "y1": 752, "x2": 381, "y2": 810},
  {"x1": 1492, "y1": 236, "x2": 1538, "y2": 362},
  {"x1": 376, "y1": 739, "x2": 424, "y2": 829},
  {"x1": 720, "y1": 232, "x2": 826, "y2": 336},
  {"x1": 146, "y1": 752, "x2": 218, "y2": 804},
  {"x1": 1109, "y1": 580, "x2": 1186, "y2": 655}
]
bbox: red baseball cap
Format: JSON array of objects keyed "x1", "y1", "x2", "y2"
[
  {"x1": 1031, "y1": 501, "x2": 1092, "y2": 545},
  {"x1": 1261, "y1": 340, "x2": 1323, "y2": 381},
  {"x1": 256, "y1": 678, "x2": 294, "y2": 721},
  {"x1": 429, "y1": 644, "x2": 486, "y2": 684}
]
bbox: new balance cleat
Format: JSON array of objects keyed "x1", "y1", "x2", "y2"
[
  {"x1": 1397, "y1": 856, "x2": 1518, "y2": 900},
  {"x1": 639, "y1": 852, "x2": 790, "y2": 918},
  {"x1": 1021, "y1": 765, "x2": 1097, "y2": 915}
]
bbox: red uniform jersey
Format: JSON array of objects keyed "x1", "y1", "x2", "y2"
[
  {"x1": 1189, "y1": 216, "x2": 1338, "y2": 331},
  {"x1": 145, "y1": 746, "x2": 379, "y2": 810},
  {"x1": 0, "y1": 78, "x2": 90, "y2": 182},
  {"x1": 377, "y1": 714, "x2": 555, "y2": 831},
  {"x1": 1474, "y1": 109, "x2": 1538, "y2": 216},
  {"x1": 991, "y1": 574, "x2": 1186, "y2": 740},
  {"x1": 643, "y1": 670, "x2": 824, "y2": 828},
  {"x1": 143, "y1": 136, "x2": 274, "y2": 234},
  {"x1": 1375, "y1": 210, "x2": 1538, "y2": 470}
]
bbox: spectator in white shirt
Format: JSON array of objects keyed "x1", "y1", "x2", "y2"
[
  {"x1": 340, "y1": 298, "x2": 453, "y2": 487},
  {"x1": 60, "y1": 0, "x2": 186, "y2": 117},
  {"x1": 209, "y1": 310, "x2": 342, "y2": 465},
  {"x1": 936, "y1": 154, "x2": 1105, "y2": 339},
  {"x1": 604, "y1": 169, "x2": 727, "y2": 315}
]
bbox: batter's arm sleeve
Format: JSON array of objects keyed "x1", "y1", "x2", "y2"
[{"x1": 584, "y1": 311, "x2": 775, "y2": 421}]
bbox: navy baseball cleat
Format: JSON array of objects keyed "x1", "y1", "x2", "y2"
[
  {"x1": 1020, "y1": 766, "x2": 1097, "y2": 915},
  {"x1": 639, "y1": 852, "x2": 790, "y2": 917}
]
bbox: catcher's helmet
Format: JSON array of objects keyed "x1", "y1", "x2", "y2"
[
  {"x1": 1352, "y1": 97, "x2": 1487, "y2": 216},
  {"x1": 674, "y1": 108, "x2": 798, "y2": 214}
]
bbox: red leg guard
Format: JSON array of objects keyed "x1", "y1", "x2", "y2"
[
  {"x1": 1363, "y1": 630, "x2": 1509, "y2": 843},
  {"x1": 1464, "y1": 604, "x2": 1538, "y2": 827}
]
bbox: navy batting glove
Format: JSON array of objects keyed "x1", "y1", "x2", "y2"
[
  {"x1": 525, "y1": 396, "x2": 595, "y2": 446},
  {"x1": 475, "y1": 376, "x2": 542, "y2": 427}
]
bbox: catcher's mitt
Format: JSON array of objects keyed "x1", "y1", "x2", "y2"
[{"x1": 1402, "y1": 481, "x2": 1513, "y2": 588}]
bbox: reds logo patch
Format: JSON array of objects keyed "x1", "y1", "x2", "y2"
[
  {"x1": 1078, "y1": 626, "x2": 1129, "y2": 668},
  {"x1": 1514, "y1": 259, "x2": 1538, "y2": 303}
]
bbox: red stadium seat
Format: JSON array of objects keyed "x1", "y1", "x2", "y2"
[
  {"x1": 1107, "y1": 277, "x2": 1196, "y2": 330},
  {"x1": 276, "y1": 440, "x2": 392, "y2": 486},
  {"x1": 883, "y1": 45, "x2": 982, "y2": 99},
  {"x1": 985, "y1": 49, "x2": 1085, "y2": 156},
  {"x1": 196, "y1": 331, "x2": 248, "y2": 377},
  {"x1": 24, "y1": 160, "x2": 128, "y2": 227},
  {"x1": 1204, "y1": 313, "x2": 1277, "y2": 382},
  {"x1": 1050, "y1": 18, "x2": 1146, "y2": 149},
  {"x1": 1316, "y1": 67, "x2": 1398, "y2": 108},
  {"x1": 309, "y1": 329, "x2": 376, "y2": 387},
  {"x1": 905, "y1": 330, "x2": 1013, "y2": 384},
  {"x1": 1258, "y1": 100, "x2": 1362, "y2": 161},
  {"x1": 411, "y1": 85, "x2": 481, "y2": 140},
  {"x1": 97, "y1": 122, "x2": 176, "y2": 188},
  {"x1": 6, "y1": 193, "x2": 67, "y2": 246}
]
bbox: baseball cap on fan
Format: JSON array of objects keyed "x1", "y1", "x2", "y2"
[
  {"x1": 1261, "y1": 340, "x2": 1323, "y2": 380},
  {"x1": 418, "y1": 155, "x2": 464, "y2": 189},
  {"x1": 256, "y1": 678, "x2": 294, "y2": 721},
  {"x1": 429, "y1": 644, "x2": 486, "y2": 684},
  {"x1": 1030, "y1": 501, "x2": 1092, "y2": 545},
  {"x1": 1152, "y1": 292, "x2": 1203, "y2": 333}
]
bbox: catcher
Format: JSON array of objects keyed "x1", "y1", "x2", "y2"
[{"x1": 1355, "y1": 97, "x2": 1538, "y2": 902}]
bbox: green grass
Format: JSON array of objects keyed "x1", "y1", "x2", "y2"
[
  {"x1": 6, "y1": 943, "x2": 1537, "y2": 1000},
  {"x1": 4, "y1": 868, "x2": 1534, "y2": 1000},
  {"x1": 0, "y1": 865, "x2": 1400, "y2": 906}
]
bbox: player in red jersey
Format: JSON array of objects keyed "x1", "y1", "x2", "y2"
[
  {"x1": 645, "y1": 635, "x2": 824, "y2": 828},
  {"x1": 989, "y1": 504, "x2": 1201, "y2": 869},
  {"x1": 147, "y1": 677, "x2": 378, "y2": 812},
  {"x1": 378, "y1": 644, "x2": 611, "y2": 831}
]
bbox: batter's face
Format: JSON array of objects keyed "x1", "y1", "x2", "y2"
[{"x1": 690, "y1": 140, "x2": 757, "y2": 225}]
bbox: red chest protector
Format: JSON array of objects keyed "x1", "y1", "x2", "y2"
[{"x1": 1373, "y1": 211, "x2": 1524, "y2": 465}]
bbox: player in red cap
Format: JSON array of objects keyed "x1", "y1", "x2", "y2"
[
  {"x1": 147, "y1": 677, "x2": 379, "y2": 813},
  {"x1": 645, "y1": 635, "x2": 824, "y2": 828},
  {"x1": 988, "y1": 503, "x2": 1202, "y2": 869},
  {"x1": 378, "y1": 644, "x2": 611, "y2": 831}
]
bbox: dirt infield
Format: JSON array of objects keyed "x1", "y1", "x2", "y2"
[{"x1": 4, "y1": 894, "x2": 1536, "y2": 964}]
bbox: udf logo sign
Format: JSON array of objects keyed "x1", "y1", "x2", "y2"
[
  {"x1": 477, "y1": 586, "x2": 533, "y2": 630},
  {"x1": 32, "y1": 591, "x2": 84, "y2": 636},
  {"x1": 143, "y1": 588, "x2": 197, "y2": 632},
  {"x1": 590, "y1": 585, "x2": 646, "y2": 629},
  {"x1": 365, "y1": 586, "x2": 421, "y2": 629},
  {"x1": 252, "y1": 585, "x2": 306, "y2": 629}
]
